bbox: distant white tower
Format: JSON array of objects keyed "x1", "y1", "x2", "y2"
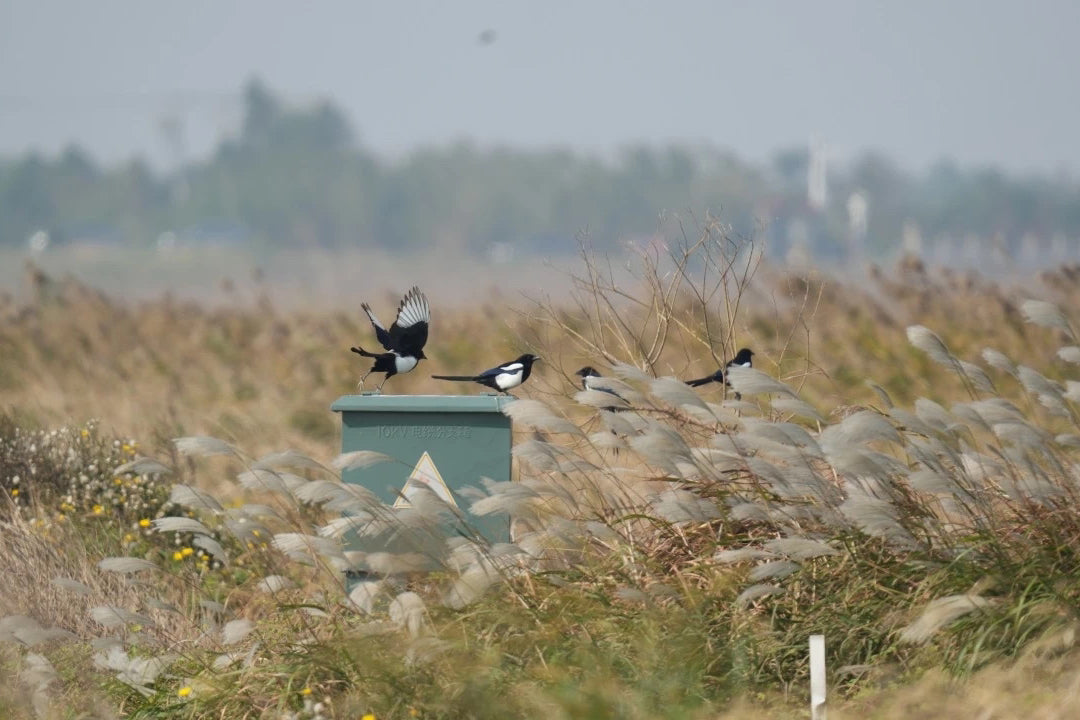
[
  {"x1": 902, "y1": 220, "x2": 923, "y2": 257},
  {"x1": 847, "y1": 192, "x2": 868, "y2": 238},
  {"x1": 807, "y1": 138, "x2": 828, "y2": 211}
]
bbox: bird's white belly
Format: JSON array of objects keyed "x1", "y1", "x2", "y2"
[
  {"x1": 494, "y1": 370, "x2": 523, "y2": 390},
  {"x1": 394, "y1": 355, "x2": 419, "y2": 374}
]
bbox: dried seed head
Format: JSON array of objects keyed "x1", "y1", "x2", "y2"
[
  {"x1": 1021, "y1": 299, "x2": 1070, "y2": 331},
  {"x1": 112, "y1": 457, "x2": 171, "y2": 476},
  {"x1": 173, "y1": 436, "x2": 235, "y2": 458},
  {"x1": 763, "y1": 537, "x2": 840, "y2": 560},
  {"x1": 1058, "y1": 346, "x2": 1080, "y2": 364},
  {"x1": 714, "y1": 547, "x2": 774, "y2": 564},
  {"x1": 899, "y1": 595, "x2": 995, "y2": 644},
  {"x1": 736, "y1": 583, "x2": 784, "y2": 607},
  {"x1": 650, "y1": 489, "x2": 721, "y2": 525},
  {"x1": 389, "y1": 592, "x2": 428, "y2": 638},
  {"x1": 152, "y1": 517, "x2": 212, "y2": 535},
  {"x1": 168, "y1": 485, "x2": 223, "y2": 513},
  {"x1": 982, "y1": 348, "x2": 1017, "y2": 376},
  {"x1": 1017, "y1": 366, "x2": 1062, "y2": 398},
  {"x1": 906, "y1": 326, "x2": 953, "y2": 366},
  {"x1": 727, "y1": 367, "x2": 798, "y2": 398},
  {"x1": 771, "y1": 396, "x2": 825, "y2": 422},
  {"x1": 748, "y1": 560, "x2": 801, "y2": 582},
  {"x1": 332, "y1": 450, "x2": 393, "y2": 471},
  {"x1": 98, "y1": 557, "x2": 158, "y2": 574},
  {"x1": 51, "y1": 578, "x2": 91, "y2": 595},
  {"x1": 650, "y1": 376, "x2": 711, "y2": 412},
  {"x1": 502, "y1": 399, "x2": 582, "y2": 435},
  {"x1": 221, "y1": 619, "x2": 254, "y2": 646},
  {"x1": 611, "y1": 362, "x2": 653, "y2": 383},
  {"x1": 90, "y1": 606, "x2": 152, "y2": 629},
  {"x1": 575, "y1": 389, "x2": 631, "y2": 410}
]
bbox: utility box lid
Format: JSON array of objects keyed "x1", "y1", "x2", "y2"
[{"x1": 331, "y1": 394, "x2": 515, "y2": 553}]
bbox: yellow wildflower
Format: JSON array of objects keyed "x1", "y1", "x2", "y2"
[
  {"x1": 362, "y1": 714, "x2": 376, "y2": 720},
  {"x1": 301, "y1": 687, "x2": 312, "y2": 696},
  {"x1": 177, "y1": 686, "x2": 192, "y2": 697},
  {"x1": 114, "y1": 477, "x2": 123, "y2": 485},
  {"x1": 92, "y1": 505, "x2": 104, "y2": 515},
  {"x1": 409, "y1": 709, "x2": 420, "y2": 717},
  {"x1": 11, "y1": 489, "x2": 18, "y2": 497},
  {"x1": 172, "y1": 551, "x2": 183, "y2": 561},
  {"x1": 123, "y1": 533, "x2": 134, "y2": 544},
  {"x1": 139, "y1": 518, "x2": 151, "y2": 528},
  {"x1": 181, "y1": 547, "x2": 194, "y2": 557},
  {"x1": 80, "y1": 429, "x2": 89, "y2": 438}
]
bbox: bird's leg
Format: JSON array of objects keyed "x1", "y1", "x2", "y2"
[
  {"x1": 357, "y1": 370, "x2": 372, "y2": 391},
  {"x1": 374, "y1": 376, "x2": 387, "y2": 395}
]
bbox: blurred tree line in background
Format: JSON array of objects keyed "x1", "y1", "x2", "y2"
[{"x1": 1, "y1": 79, "x2": 1079, "y2": 260}]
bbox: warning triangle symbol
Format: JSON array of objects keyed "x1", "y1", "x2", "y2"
[{"x1": 393, "y1": 451, "x2": 458, "y2": 508}]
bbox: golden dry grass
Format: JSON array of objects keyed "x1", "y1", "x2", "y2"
[
  {"x1": 3, "y1": 256, "x2": 1078, "y2": 457},
  {"x1": 3, "y1": 254, "x2": 1080, "y2": 718}
]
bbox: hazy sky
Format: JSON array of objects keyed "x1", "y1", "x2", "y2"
[{"x1": 2, "y1": 0, "x2": 1079, "y2": 174}]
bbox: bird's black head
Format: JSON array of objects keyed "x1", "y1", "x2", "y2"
[
  {"x1": 733, "y1": 348, "x2": 755, "y2": 365},
  {"x1": 575, "y1": 366, "x2": 599, "y2": 378},
  {"x1": 518, "y1": 353, "x2": 540, "y2": 365}
]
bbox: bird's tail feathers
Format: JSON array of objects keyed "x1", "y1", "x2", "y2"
[
  {"x1": 685, "y1": 377, "x2": 712, "y2": 387},
  {"x1": 351, "y1": 346, "x2": 380, "y2": 358},
  {"x1": 431, "y1": 374, "x2": 477, "y2": 381}
]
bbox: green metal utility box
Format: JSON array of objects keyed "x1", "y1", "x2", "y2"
[{"x1": 331, "y1": 394, "x2": 515, "y2": 549}]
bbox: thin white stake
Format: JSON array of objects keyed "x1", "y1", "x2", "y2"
[{"x1": 809, "y1": 634, "x2": 826, "y2": 720}]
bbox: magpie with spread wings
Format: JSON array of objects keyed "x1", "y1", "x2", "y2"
[
  {"x1": 432, "y1": 354, "x2": 539, "y2": 395},
  {"x1": 351, "y1": 286, "x2": 430, "y2": 392}
]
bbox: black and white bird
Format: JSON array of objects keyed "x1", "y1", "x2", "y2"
[
  {"x1": 575, "y1": 366, "x2": 628, "y2": 410},
  {"x1": 351, "y1": 286, "x2": 430, "y2": 392},
  {"x1": 432, "y1": 354, "x2": 540, "y2": 395},
  {"x1": 685, "y1": 348, "x2": 755, "y2": 395}
]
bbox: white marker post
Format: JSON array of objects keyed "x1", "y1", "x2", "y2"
[{"x1": 809, "y1": 634, "x2": 826, "y2": 720}]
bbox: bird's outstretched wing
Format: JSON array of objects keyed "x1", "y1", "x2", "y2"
[
  {"x1": 477, "y1": 360, "x2": 521, "y2": 379},
  {"x1": 362, "y1": 304, "x2": 393, "y2": 351},
  {"x1": 388, "y1": 286, "x2": 429, "y2": 354}
]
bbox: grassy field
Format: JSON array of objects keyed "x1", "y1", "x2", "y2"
[{"x1": 3, "y1": 239, "x2": 1080, "y2": 718}]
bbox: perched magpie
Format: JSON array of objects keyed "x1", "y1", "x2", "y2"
[
  {"x1": 351, "y1": 286, "x2": 430, "y2": 392},
  {"x1": 433, "y1": 354, "x2": 540, "y2": 395},
  {"x1": 575, "y1": 366, "x2": 628, "y2": 410},
  {"x1": 685, "y1": 348, "x2": 755, "y2": 396}
]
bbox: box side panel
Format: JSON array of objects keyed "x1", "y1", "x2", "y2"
[{"x1": 340, "y1": 410, "x2": 511, "y2": 549}]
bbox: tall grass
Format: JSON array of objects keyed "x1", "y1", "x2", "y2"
[{"x1": 3, "y1": 241, "x2": 1080, "y2": 717}]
